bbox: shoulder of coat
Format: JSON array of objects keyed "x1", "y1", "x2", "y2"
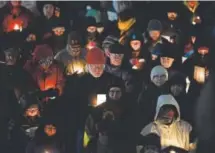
[{"x1": 177, "y1": 120, "x2": 192, "y2": 132}]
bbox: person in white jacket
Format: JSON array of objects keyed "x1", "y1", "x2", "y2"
[{"x1": 137, "y1": 94, "x2": 194, "y2": 152}]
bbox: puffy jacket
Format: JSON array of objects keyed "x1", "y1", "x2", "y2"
[{"x1": 139, "y1": 94, "x2": 192, "y2": 151}]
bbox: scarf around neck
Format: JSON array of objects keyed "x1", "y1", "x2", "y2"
[{"x1": 118, "y1": 18, "x2": 136, "y2": 34}]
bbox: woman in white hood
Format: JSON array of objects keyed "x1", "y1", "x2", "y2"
[{"x1": 137, "y1": 94, "x2": 195, "y2": 152}]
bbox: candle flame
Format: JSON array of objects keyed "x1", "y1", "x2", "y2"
[
  {"x1": 68, "y1": 62, "x2": 85, "y2": 75},
  {"x1": 14, "y1": 23, "x2": 22, "y2": 32}
]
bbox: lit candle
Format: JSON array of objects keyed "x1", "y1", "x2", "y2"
[
  {"x1": 194, "y1": 66, "x2": 205, "y2": 83},
  {"x1": 170, "y1": 150, "x2": 176, "y2": 153},
  {"x1": 67, "y1": 60, "x2": 86, "y2": 75},
  {"x1": 13, "y1": 23, "x2": 22, "y2": 32},
  {"x1": 96, "y1": 94, "x2": 106, "y2": 106}
]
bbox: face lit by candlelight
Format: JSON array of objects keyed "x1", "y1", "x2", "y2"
[
  {"x1": 88, "y1": 64, "x2": 104, "y2": 78},
  {"x1": 187, "y1": 0, "x2": 198, "y2": 8},
  {"x1": 87, "y1": 26, "x2": 97, "y2": 33},
  {"x1": 43, "y1": 4, "x2": 54, "y2": 19},
  {"x1": 160, "y1": 57, "x2": 174, "y2": 69},
  {"x1": 52, "y1": 27, "x2": 65, "y2": 36},
  {"x1": 25, "y1": 104, "x2": 39, "y2": 117},
  {"x1": 44, "y1": 124, "x2": 57, "y2": 137},
  {"x1": 198, "y1": 47, "x2": 209, "y2": 55},
  {"x1": 130, "y1": 40, "x2": 141, "y2": 51}
]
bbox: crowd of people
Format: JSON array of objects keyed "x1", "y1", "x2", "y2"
[{"x1": 0, "y1": 1, "x2": 215, "y2": 153}]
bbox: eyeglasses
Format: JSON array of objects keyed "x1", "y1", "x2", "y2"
[
  {"x1": 38, "y1": 57, "x2": 53, "y2": 65},
  {"x1": 89, "y1": 64, "x2": 105, "y2": 70},
  {"x1": 153, "y1": 74, "x2": 166, "y2": 80},
  {"x1": 110, "y1": 53, "x2": 124, "y2": 58}
]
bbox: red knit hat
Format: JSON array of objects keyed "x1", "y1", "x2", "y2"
[
  {"x1": 32, "y1": 44, "x2": 53, "y2": 61},
  {"x1": 86, "y1": 47, "x2": 106, "y2": 64}
]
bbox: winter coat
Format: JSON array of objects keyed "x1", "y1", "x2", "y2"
[
  {"x1": 54, "y1": 46, "x2": 86, "y2": 67},
  {"x1": 84, "y1": 99, "x2": 135, "y2": 153},
  {"x1": 24, "y1": 60, "x2": 65, "y2": 96},
  {"x1": 140, "y1": 95, "x2": 192, "y2": 151},
  {"x1": 0, "y1": 65, "x2": 37, "y2": 99}
]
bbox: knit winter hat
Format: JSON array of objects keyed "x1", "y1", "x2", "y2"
[
  {"x1": 32, "y1": 44, "x2": 53, "y2": 61},
  {"x1": 130, "y1": 32, "x2": 143, "y2": 42},
  {"x1": 160, "y1": 45, "x2": 176, "y2": 58},
  {"x1": 150, "y1": 65, "x2": 168, "y2": 81},
  {"x1": 86, "y1": 47, "x2": 106, "y2": 64},
  {"x1": 85, "y1": 16, "x2": 97, "y2": 28},
  {"x1": 168, "y1": 72, "x2": 186, "y2": 87},
  {"x1": 147, "y1": 19, "x2": 163, "y2": 32},
  {"x1": 109, "y1": 43, "x2": 125, "y2": 54}
]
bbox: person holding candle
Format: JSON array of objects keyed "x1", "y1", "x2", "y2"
[
  {"x1": 9, "y1": 93, "x2": 42, "y2": 153},
  {"x1": 0, "y1": 0, "x2": 34, "y2": 33},
  {"x1": 139, "y1": 94, "x2": 195, "y2": 152},
  {"x1": 27, "y1": 1, "x2": 66, "y2": 45},
  {"x1": 84, "y1": 79, "x2": 136, "y2": 153},
  {"x1": 23, "y1": 44, "x2": 65, "y2": 100},
  {"x1": 54, "y1": 31, "x2": 87, "y2": 74},
  {"x1": 26, "y1": 115, "x2": 65, "y2": 153}
]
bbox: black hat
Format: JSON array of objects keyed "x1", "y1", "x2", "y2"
[
  {"x1": 164, "y1": 2, "x2": 179, "y2": 13},
  {"x1": 118, "y1": 8, "x2": 135, "y2": 22},
  {"x1": 36, "y1": 1, "x2": 57, "y2": 14},
  {"x1": 168, "y1": 72, "x2": 186, "y2": 87},
  {"x1": 19, "y1": 94, "x2": 40, "y2": 112},
  {"x1": 147, "y1": 19, "x2": 163, "y2": 32},
  {"x1": 67, "y1": 31, "x2": 82, "y2": 47},
  {"x1": 109, "y1": 43, "x2": 126, "y2": 54},
  {"x1": 130, "y1": 31, "x2": 143, "y2": 42},
  {"x1": 85, "y1": 16, "x2": 97, "y2": 28},
  {"x1": 160, "y1": 44, "x2": 177, "y2": 58}
]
